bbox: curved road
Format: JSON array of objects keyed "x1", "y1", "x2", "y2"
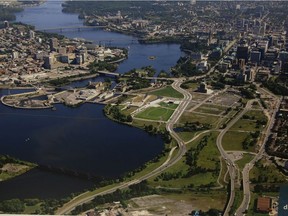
[
  {"x1": 235, "y1": 95, "x2": 281, "y2": 216},
  {"x1": 216, "y1": 100, "x2": 254, "y2": 216},
  {"x1": 56, "y1": 79, "x2": 191, "y2": 215}
]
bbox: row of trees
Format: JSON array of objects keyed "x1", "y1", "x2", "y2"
[
  {"x1": 104, "y1": 105, "x2": 132, "y2": 123},
  {"x1": 185, "y1": 135, "x2": 210, "y2": 177},
  {"x1": 71, "y1": 180, "x2": 155, "y2": 215},
  {"x1": 181, "y1": 121, "x2": 212, "y2": 132},
  {"x1": 263, "y1": 76, "x2": 288, "y2": 96},
  {"x1": 89, "y1": 61, "x2": 117, "y2": 72}
]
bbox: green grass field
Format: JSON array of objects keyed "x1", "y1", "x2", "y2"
[
  {"x1": 194, "y1": 104, "x2": 227, "y2": 115},
  {"x1": 245, "y1": 110, "x2": 267, "y2": 121},
  {"x1": 222, "y1": 131, "x2": 254, "y2": 152},
  {"x1": 197, "y1": 132, "x2": 220, "y2": 170},
  {"x1": 250, "y1": 159, "x2": 286, "y2": 184},
  {"x1": 135, "y1": 107, "x2": 174, "y2": 121},
  {"x1": 132, "y1": 119, "x2": 166, "y2": 130},
  {"x1": 149, "y1": 86, "x2": 183, "y2": 98},
  {"x1": 177, "y1": 131, "x2": 196, "y2": 142},
  {"x1": 235, "y1": 153, "x2": 254, "y2": 170},
  {"x1": 119, "y1": 106, "x2": 138, "y2": 115},
  {"x1": 230, "y1": 119, "x2": 261, "y2": 132},
  {"x1": 178, "y1": 112, "x2": 221, "y2": 128},
  {"x1": 165, "y1": 191, "x2": 227, "y2": 211},
  {"x1": 149, "y1": 132, "x2": 220, "y2": 188}
]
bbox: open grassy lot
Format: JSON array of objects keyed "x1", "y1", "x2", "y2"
[
  {"x1": 176, "y1": 131, "x2": 200, "y2": 142},
  {"x1": 181, "y1": 81, "x2": 199, "y2": 90},
  {"x1": 250, "y1": 158, "x2": 286, "y2": 184},
  {"x1": 119, "y1": 106, "x2": 138, "y2": 115},
  {"x1": 197, "y1": 132, "x2": 220, "y2": 170},
  {"x1": 178, "y1": 112, "x2": 221, "y2": 128},
  {"x1": 190, "y1": 92, "x2": 209, "y2": 101},
  {"x1": 149, "y1": 86, "x2": 183, "y2": 98},
  {"x1": 164, "y1": 191, "x2": 227, "y2": 211},
  {"x1": 194, "y1": 104, "x2": 227, "y2": 115},
  {"x1": 149, "y1": 172, "x2": 217, "y2": 188},
  {"x1": 235, "y1": 153, "x2": 254, "y2": 170},
  {"x1": 132, "y1": 119, "x2": 166, "y2": 131},
  {"x1": 230, "y1": 119, "x2": 260, "y2": 132},
  {"x1": 135, "y1": 107, "x2": 174, "y2": 121},
  {"x1": 222, "y1": 131, "x2": 255, "y2": 152},
  {"x1": 148, "y1": 132, "x2": 221, "y2": 188},
  {"x1": 245, "y1": 110, "x2": 267, "y2": 121},
  {"x1": 24, "y1": 203, "x2": 42, "y2": 214},
  {"x1": 212, "y1": 92, "x2": 240, "y2": 107},
  {"x1": 186, "y1": 101, "x2": 199, "y2": 110}
]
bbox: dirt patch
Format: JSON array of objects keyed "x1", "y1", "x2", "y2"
[
  {"x1": 1, "y1": 163, "x2": 30, "y2": 173},
  {"x1": 128, "y1": 195, "x2": 192, "y2": 216}
]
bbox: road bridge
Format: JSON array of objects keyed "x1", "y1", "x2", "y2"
[{"x1": 38, "y1": 25, "x2": 106, "y2": 32}]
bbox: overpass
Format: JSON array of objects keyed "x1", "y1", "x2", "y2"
[
  {"x1": 37, "y1": 25, "x2": 106, "y2": 32},
  {"x1": 97, "y1": 70, "x2": 120, "y2": 77}
]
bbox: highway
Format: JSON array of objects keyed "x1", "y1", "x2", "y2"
[
  {"x1": 56, "y1": 38, "x2": 239, "y2": 215},
  {"x1": 217, "y1": 100, "x2": 254, "y2": 216},
  {"x1": 235, "y1": 92, "x2": 281, "y2": 216},
  {"x1": 56, "y1": 78, "x2": 191, "y2": 215}
]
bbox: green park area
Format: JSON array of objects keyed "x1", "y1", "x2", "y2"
[
  {"x1": 222, "y1": 131, "x2": 256, "y2": 152},
  {"x1": 250, "y1": 158, "x2": 286, "y2": 184},
  {"x1": 178, "y1": 112, "x2": 221, "y2": 127},
  {"x1": 149, "y1": 86, "x2": 183, "y2": 99},
  {"x1": 135, "y1": 107, "x2": 174, "y2": 121},
  {"x1": 230, "y1": 110, "x2": 267, "y2": 132},
  {"x1": 235, "y1": 153, "x2": 254, "y2": 170},
  {"x1": 148, "y1": 132, "x2": 221, "y2": 189}
]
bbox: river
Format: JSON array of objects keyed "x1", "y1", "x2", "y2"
[{"x1": 0, "y1": 0, "x2": 182, "y2": 201}]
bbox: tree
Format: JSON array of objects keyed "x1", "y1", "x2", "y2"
[{"x1": 0, "y1": 199, "x2": 25, "y2": 213}]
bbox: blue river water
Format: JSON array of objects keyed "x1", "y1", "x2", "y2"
[{"x1": 0, "y1": 0, "x2": 182, "y2": 200}]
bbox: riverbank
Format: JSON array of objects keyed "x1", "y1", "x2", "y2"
[{"x1": 0, "y1": 155, "x2": 37, "y2": 182}]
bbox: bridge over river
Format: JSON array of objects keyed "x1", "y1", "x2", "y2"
[{"x1": 38, "y1": 25, "x2": 106, "y2": 32}]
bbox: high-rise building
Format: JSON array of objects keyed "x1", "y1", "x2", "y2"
[
  {"x1": 29, "y1": 30, "x2": 35, "y2": 39},
  {"x1": 279, "y1": 51, "x2": 288, "y2": 62},
  {"x1": 236, "y1": 45, "x2": 249, "y2": 62},
  {"x1": 43, "y1": 55, "x2": 56, "y2": 69},
  {"x1": 250, "y1": 50, "x2": 261, "y2": 64},
  {"x1": 49, "y1": 38, "x2": 59, "y2": 51}
]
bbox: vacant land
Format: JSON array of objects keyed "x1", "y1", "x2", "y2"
[
  {"x1": 178, "y1": 112, "x2": 221, "y2": 127},
  {"x1": 235, "y1": 153, "x2": 254, "y2": 170},
  {"x1": 149, "y1": 86, "x2": 183, "y2": 98},
  {"x1": 194, "y1": 104, "x2": 227, "y2": 115},
  {"x1": 127, "y1": 191, "x2": 227, "y2": 215},
  {"x1": 222, "y1": 131, "x2": 254, "y2": 152},
  {"x1": 149, "y1": 132, "x2": 221, "y2": 188}
]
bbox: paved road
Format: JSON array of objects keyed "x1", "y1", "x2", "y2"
[
  {"x1": 216, "y1": 100, "x2": 254, "y2": 216},
  {"x1": 235, "y1": 94, "x2": 281, "y2": 216},
  {"x1": 57, "y1": 38, "x2": 239, "y2": 215},
  {"x1": 56, "y1": 79, "x2": 191, "y2": 215}
]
